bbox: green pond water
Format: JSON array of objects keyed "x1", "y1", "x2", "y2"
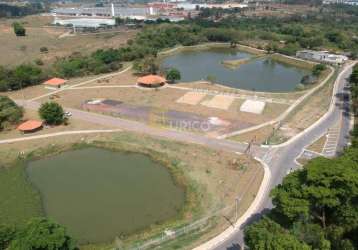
[
  {"x1": 26, "y1": 148, "x2": 185, "y2": 244},
  {"x1": 160, "y1": 48, "x2": 311, "y2": 92}
]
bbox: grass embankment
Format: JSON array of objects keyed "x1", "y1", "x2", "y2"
[
  {"x1": 269, "y1": 53, "x2": 315, "y2": 70},
  {"x1": 0, "y1": 131, "x2": 263, "y2": 249},
  {"x1": 221, "y1": 55, "x2": 266, "y2": 69},
  {"x1": 0, "y1": 163, "x2": 42, "y2": 225}
]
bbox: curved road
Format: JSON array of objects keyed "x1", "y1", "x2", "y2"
[
  {"x1": 12, "y1": 61, "x2": 354, "y2": 250},
  {"x1": 213, "y1": 62, "x2": 355, "y2": 250}
]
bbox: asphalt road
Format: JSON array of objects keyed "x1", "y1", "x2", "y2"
[
  {"x1": 15, "y1": 61, "x2": 354, "y2": 250},
  {"x1": 214, "y1": 63, "x2": 355, "y2": 250}
]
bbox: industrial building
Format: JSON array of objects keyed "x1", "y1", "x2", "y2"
[{"x1": 296, "y1": 50, "x2": 348, "y2": 65}]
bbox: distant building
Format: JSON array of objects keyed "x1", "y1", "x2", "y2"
[
  {"x1": 52, "y1": 6, "x2": 150, "y2": 18},
  {"x1": 296, "y1": 50, "x2": 348, "y2": 65}
]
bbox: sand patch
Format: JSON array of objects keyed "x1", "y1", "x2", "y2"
[
  {"x1": 201, "y1": 95, "x2": 235, "y2": 110},
  {"x1": 176, "y1": 91, "x2": 207, "y2": 105},
  {"x1": 240, "y1": 100, "x2": 266, "y2": 114}
]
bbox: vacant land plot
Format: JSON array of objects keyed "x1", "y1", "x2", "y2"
[
  {"x1": 283, "y1": 71, "x2": 336, "y2": 131},
  {"x1": 0, "y1": 15, "x2": 137, "y2": 66},
  {"x1": 37, "y1": 87, "x2": 289, "y2": 135},
  {"x1": 201, "y1": 95, "x2": 236, "y2": 110},
  {"x1": 176, "y1": 92, "x2": 207, "y2": 105}
]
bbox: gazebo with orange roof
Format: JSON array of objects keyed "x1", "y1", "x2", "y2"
[
  {"x1": 17, "y1": 120, "x2": 43, "y2": 133},
  {"x1": 43, "y1": 78, "x2": 67, "y2": 88},
  {"x1": 137, "y1": 75, "x2": 166, "y2": 88}
]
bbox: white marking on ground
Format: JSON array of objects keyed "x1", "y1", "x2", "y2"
[{"x1": 240, "y1": 99, "x2": 266, "y2": 114}]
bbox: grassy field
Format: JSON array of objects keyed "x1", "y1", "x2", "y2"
[
  {"x1": 0, "y1": 15, "x2": 137, "y2": 66},
  {"x1": 0, "y1": 163, "x2": 42, "y2": 226},
  {"x1": 0, "y1": 131, "x2": 263, "y2": 249}
]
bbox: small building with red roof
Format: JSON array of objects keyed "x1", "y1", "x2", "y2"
[
  {"x1": 137, "y1": 75, "x2": 166, "y2": 88},
  {"x1": 17, "y1": 120, "x2": 43, "y2": 133},
  {"x1": 43, "y1": 78, "x2": 67, "y2": 89}
]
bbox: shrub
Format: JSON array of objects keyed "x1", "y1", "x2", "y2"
[
  {"x1": 165, "y1": 68, "x2": 181, "y2": 83},
  {"x1": 38, "y1": 102, "x2": 65, "y2": 125},
  {"x1": 312, "y1": 63, "x2": 327, "y2": 76},
  {"x1": 39, "y1": 47, "x2": 48, "y2": 53},
  {"x1": 12, "y1": 22, "x2": 26, "y2": 36},
  {"x1": 9, "y1": 218, "x2": 77, "y2": 250},
  {"x1": 0, "y1": 96, "x2": 23, "y2": 130},
  {"x1": 34, "y1": 59, "x2": 43, "y2": 66}
]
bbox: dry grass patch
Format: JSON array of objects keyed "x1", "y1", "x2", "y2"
[
  {"x1": 307, "y1": 134, "x2": 327, "y2": 153},
  {"x1": 176, "y1": 92, "x2": 207, "y2": 105},
  {"x1": 0, "y1": 15, "x2": 137, "y2": 66},
  {"x1": 39, "y1": 87, "x2": 283, "y2": 125},
  {"x1": 229, "y1": 125, "x2": 275, "y2": 144},
  {"x1": 0, "y1": 109, "x2": 115, "y2": 141}
]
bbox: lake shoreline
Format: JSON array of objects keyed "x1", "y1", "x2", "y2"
[{"x1": 5, "y1": 142, "x2": 197, "y2": 247}]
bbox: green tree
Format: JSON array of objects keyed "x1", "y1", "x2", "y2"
[
  {"x1": 271, "y1": 156, "x2": 358, "y2": 228},
  {"x1": 133, "y1": 56, "x2": 158, "y2": 75},
  {"x1": 244, "y1": 217, "x2": 311, "y2": 250},
  {"x1": 165, "y1": 68, "x2": 181, "y2": 83},
  {"x1": 38, "y1": 102, "x2": 65, "y2": 125},
  {"x1": 12, "y1": 22, "x2": 26, "y2": 36},
  {"x1": 0, "y1": 96, "x2": 23, "y2": 130},
  {"x1": 312, "y1": 64, "x2": 327, "y2": 77},
  {"x1": 0, "y1": 224, "x2": 16, "y2": 250},
  {"x1": 9, "y1": 217, "x2": 77, "y2": 250}
]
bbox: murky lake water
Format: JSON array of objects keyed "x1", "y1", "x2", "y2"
[
  {"x1": 161, "y1": 48, "x2": 310, "y2": 92},
  {"x1": 26, "y1": 148, "x2": 185, "y2": 244}
]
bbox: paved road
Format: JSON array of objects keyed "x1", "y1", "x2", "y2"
[
  {"x1": 213, "y1": 62, "x2": 355, "y2": 250},
  {"x1": 14, "y1": 61, "x2": 354, "y2": 250},
  {"x1": 18, "y1": 100, "x2": 268, "y2": 159}
]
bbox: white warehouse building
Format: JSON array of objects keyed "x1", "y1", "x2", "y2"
[{"x1": 296, "y1": 50, "x2": 348, "y2": 65}]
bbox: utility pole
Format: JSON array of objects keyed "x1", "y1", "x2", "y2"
[{"x1": 235, "y1": 197, "x2": 241, "y2": 222}]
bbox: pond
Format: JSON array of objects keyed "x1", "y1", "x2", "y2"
[
  {"x1": 26, "y1": 147, "x2": 185, "y2": 244},
  {"x1": 160, "y1": 48, "x2": 311, "y2": 92}
]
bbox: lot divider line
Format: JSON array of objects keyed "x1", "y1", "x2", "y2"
[
  {"x1": 0, "y1": 129, "x2": 122, "y2": 145},
  {"x1": 167, "y1": 85, "x2": 294, "y2": 105},
  {"x1": 70, "y1": 85, "x2": 136, "y2": 90},
  {"x1": 29, "y1": 65, "x2": 132, "y2": 101}
]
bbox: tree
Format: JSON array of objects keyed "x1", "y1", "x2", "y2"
[
  {"x1": 38, "y1": 102, "x2": 65, "y2": 125},
  {"x1": 133, "y1": 56, "x2": 159, "y2": 75},
  {"x1": 165, "y1": 68, "x2": 181, "y2": 83},
  {"x1": 244, "y1": 217, "x2": 311, "y2": 250},
  {"x1": 0, "y1": 224, "x2": 16, "y2": 250},
  {"x1": 0, "y1": 96, "x2": 23, "y2": 130},
  {"x1": 312, "y1": 64, "x2": 327, "y2": 77},
  {"x1": 13, "y1": 22, "x2": 26, "y2": 36},
  {"x1": 9, "y1": 217, "x2": 77, "y2": 250}
]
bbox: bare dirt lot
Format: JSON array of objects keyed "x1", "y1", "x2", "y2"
[
  {"x1": 36, "y1": 86, "x2": 289, "y2": 136},
  {"x1": 0, "y1": 15, "x2": 137, "y2": 66}
]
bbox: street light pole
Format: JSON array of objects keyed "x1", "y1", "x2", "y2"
[{"x1": 235, "y1": 197, "x2": 241, "y2": 222}]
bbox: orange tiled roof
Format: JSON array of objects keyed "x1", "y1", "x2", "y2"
[
  {"x1": 43, "y1": 78, "x2": 67, "y2": 86},
  {"x1": 137, "y1": 75, "x2": 166, "y2": 85},
  {"x1": 17, "y1": 120, "x2": 43, "y2": 132}
]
